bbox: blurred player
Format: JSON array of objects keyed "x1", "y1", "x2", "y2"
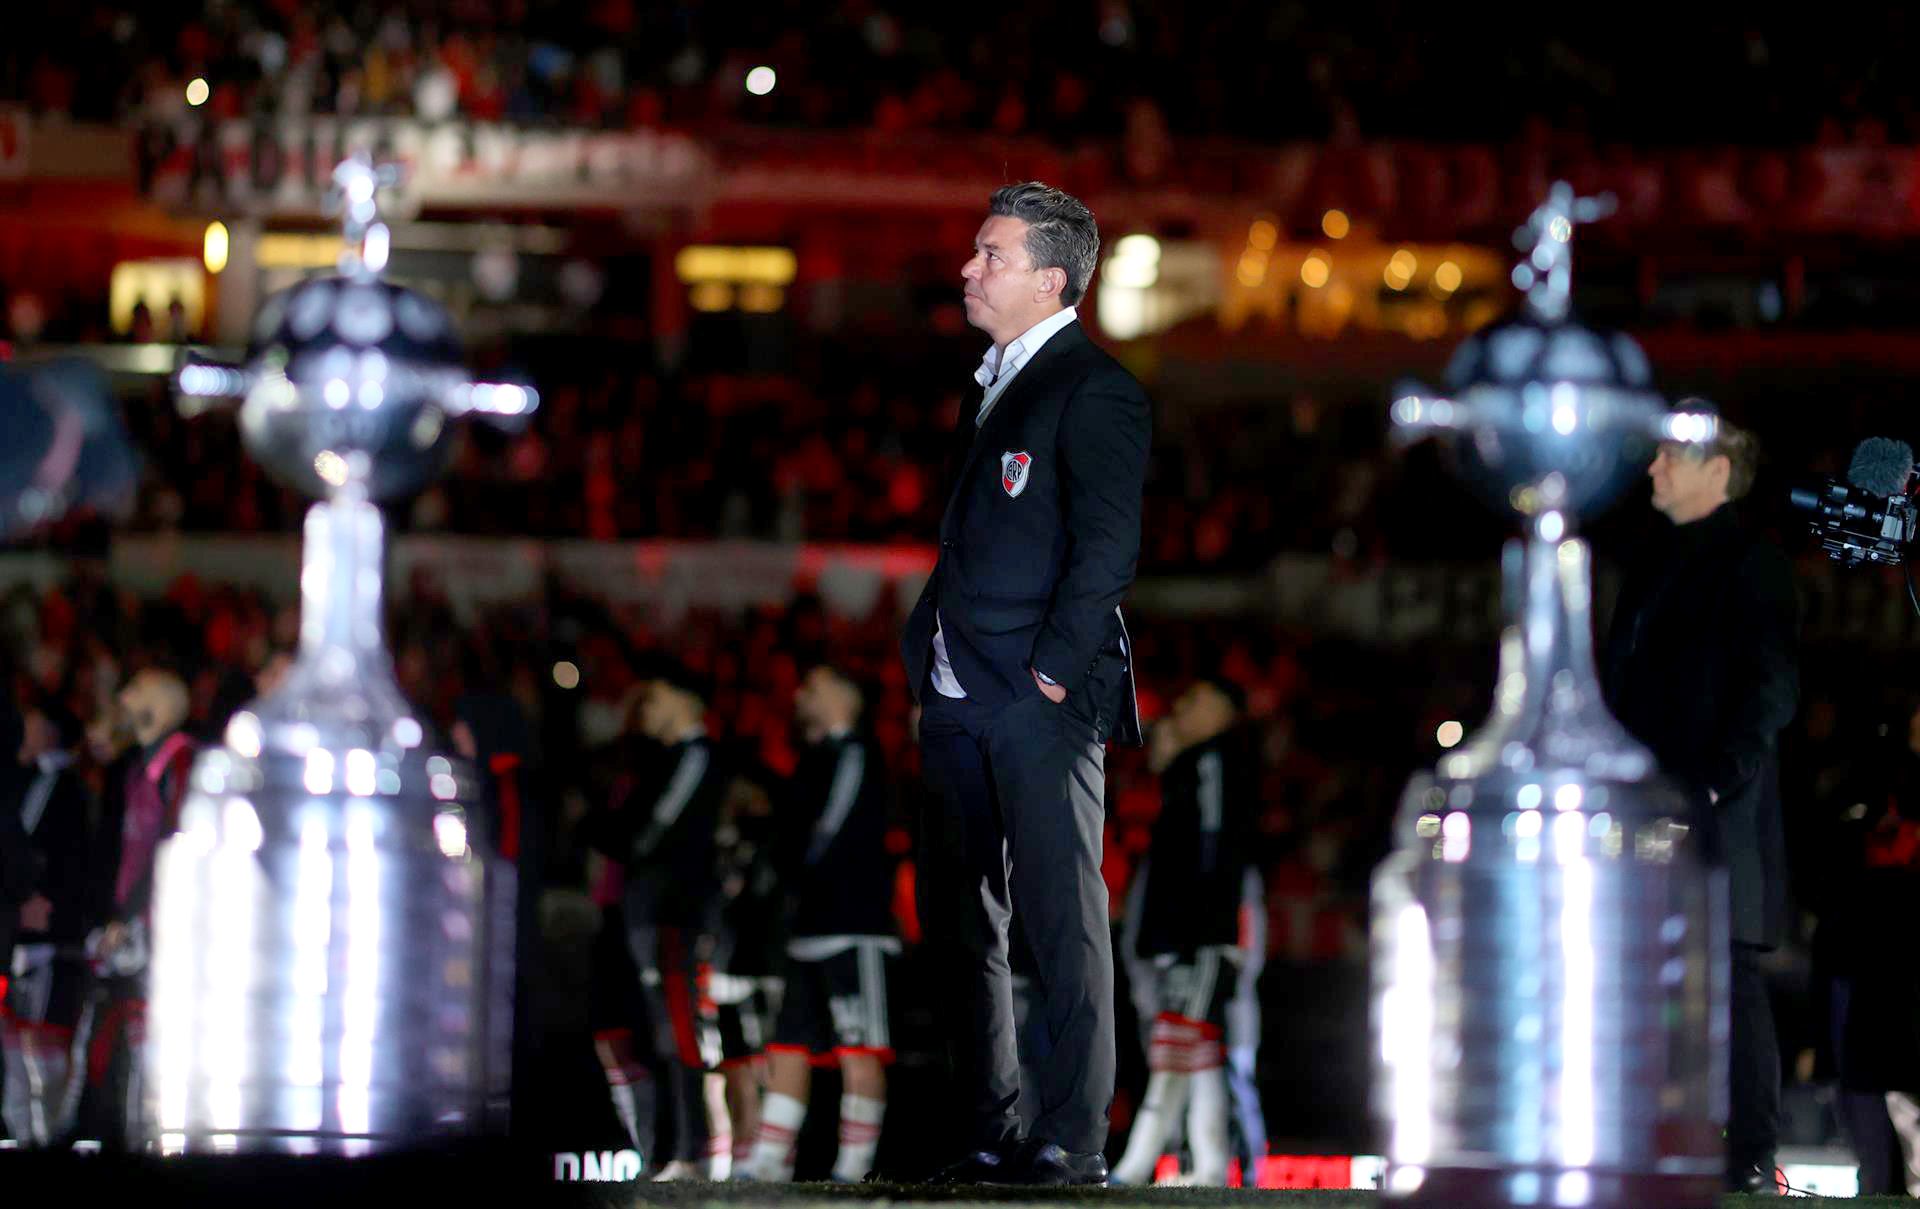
[
  {"x1": 2, "y1": 697, "x2": 93, "y2": 1146},
  {"x1": 1226, "y1": 864, "x2": 1269, "y2": 1174},
  {"x1": 703, "y1": 767, "x2": 785, "y2": 1177},
  {"x1": 582, "y1": 661, "x2": 726, "y2": 1179},
  {"x1": 70, "y1": 666, "x2": 195, "y2": 1148},
  {"x1": 739, "y1": 665, "x2": 897, "y2": 1182},
  {"x1": 1111, "y1": 677, "x2": 1253, "y2": 1187}
]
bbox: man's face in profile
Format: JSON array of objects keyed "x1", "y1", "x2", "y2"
[
  {"x1": 962, "y1": 214, "x2": 1049, "y2": 345},
  {"x1": 1649, "y1": 442, "x2": 1729, "y2": 524},
  {"x1": 118, "y1": 669, "x2": 188, "y2": 747}
]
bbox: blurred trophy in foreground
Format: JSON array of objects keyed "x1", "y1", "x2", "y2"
[
  {"x1": 1372, "y1": 183, "x2": 1728, "y2": 1207},
  {"x1": 148, "y1": 155, "x2": 536, "y2": 1154}
]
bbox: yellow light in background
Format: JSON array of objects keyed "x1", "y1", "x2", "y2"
[
  {"x1": 108, "y1": 259, "x2": 207, "y2": 337},
  {"x1": 1114, "y1": 233, "x2": 1161, "y2": 264},
  {"x1": 552, "y1": 661, "x2": 580, "y2": 690},
  {"x1": 186, "y1": 78, "x2": 211, "y2": 107},
  {"x1": 674, "y1": 246, "x2": 797, "y2": 286},
  {"x1": 1433, "y1": 260, "x2": 1463, "y2": 294},
  {"x1": 1105, "y1": 234, "x2": 1162, "y2": 289},
  {"x1": 1385, "y1": 248, "x2": 1419, "y2": 291},
  {"x1": 737, "y1": 283, "x2": 785, "y2": 313},
  {"x1": 1406, "y1": 305, "x2": 1449, "y2": 340},
  {"x1": 203, "y1": 221, "x2": 230, "y2": 274},
  {"x1": 256, "y1": 233, "x2": 347, "y2": 270},
  {"x1": 1321, "y1": 209, "x2": 1351, "y2": 240},
  {"x1": 1300, "y1": 251, "x2": 1331, "y2": 289},
  {"x1": 1237, "y1": 250, "x2": 1268, "y2": 287},
  {"x1": 1247, "y1": 220, "x2": 1278, "y2": 251},
  {"x1": 688, "y1": 281, "x2": 734, "y2": 312}
]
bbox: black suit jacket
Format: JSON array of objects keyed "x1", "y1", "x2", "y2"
[
  {"x1": 901, "y1": 320, "x2": 1149, "y2": 746},
  {"x1": 5, "y1": 763, "x2": 96, "y2": 946},
  {"x1": 0, "y1": 795, "x2": 29, "y2": 960},
  {"x1": 1602, "y1": 503, "x2": 1800, "y2": 947}
]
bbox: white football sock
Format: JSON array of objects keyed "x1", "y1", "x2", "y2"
[
  {"x1": 1112, "y1": 1070, "x2": 1191, "y2": 1185},
  {"x1": 832, "y1": 1092, "x2": 885, "y2": 1182},
  {"x1": 704, "y1": 1072, "x2": 732, "y2": 1179},
  {"x1": 1187, "y1": 1065, "x2": 1231, "y2": 1186},
  {"x1": 605, "y1": 1066, "x2": 649, "y2": 1151},
  {"x1": 742, "y1": 1091, "x2": 805, "y2": 1181}
]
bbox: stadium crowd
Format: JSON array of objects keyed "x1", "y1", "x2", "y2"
[
  {"x1": 73, "y1": 351, "x2": 1896, "y2": 580},
  {"x1": 3, "y1": 4, "x2": 1916, "y2": 146},
  {"x1": 99, "y1": 356, "x2": 1390, "y2": 573}
]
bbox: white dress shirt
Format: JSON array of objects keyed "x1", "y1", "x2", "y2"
[{"x1": 931, "y1": 306, "x2": 1079, "y2": 699}]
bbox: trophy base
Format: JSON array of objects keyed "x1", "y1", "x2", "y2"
[{"x1": 1383, "y1": 1163, "x2": 1723, "y2": 1208}]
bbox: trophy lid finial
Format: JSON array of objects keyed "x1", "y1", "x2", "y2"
[
  {"x1": 329, "y1": 152, "x2": 404, "y2": 279},
  {"x1": 1511, "y1": 180, "x2": 1616, "y2": 324}
]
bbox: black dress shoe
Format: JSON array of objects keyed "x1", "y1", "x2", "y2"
[
  {"x1": 922, "y1": 1145, "x2": 1020, "y2": 1185},
  {"x1": 1726, "y1": 1160, "x2": 1780, "y2": 1195},
  {"x1": 1015, "y1": 1140, "x2": 1109, "y2": 1186}
]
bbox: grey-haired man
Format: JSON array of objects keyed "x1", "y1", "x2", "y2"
[{"x1": 903, "y1": 181, "x2": 1150, "y2": 1186}]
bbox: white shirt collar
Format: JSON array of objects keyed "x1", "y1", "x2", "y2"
[
  {"x1": 973, "y1": 305, "x2": 1078, "y2": 393},
  {"x1": 36, "y1": 751, "x2": 74, "y2": 775}
]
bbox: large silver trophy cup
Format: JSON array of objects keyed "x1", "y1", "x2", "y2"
[
  {"x1": 1371, "y1": 184, "x2": 1729, "y2": 1208},
  {"x1": 144, "y1": 157, "x2": 534, "y2": 1154}
]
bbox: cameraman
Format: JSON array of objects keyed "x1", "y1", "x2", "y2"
[{"x1": 1602, "y1": 406, "x2": 1799, "y2": 1195}]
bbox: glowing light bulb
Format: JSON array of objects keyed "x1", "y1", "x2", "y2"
[
  {"x1": 203, "y1": 221, "x2": 230, "y2": 274},
  {"x1": 1300, "y1": 253, "x2": 1331, "y2": 289}
]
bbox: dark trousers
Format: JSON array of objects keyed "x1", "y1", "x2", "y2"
[
  {"x1": 1830, "y1": 976, "x2": 1903, "y2": 1195},
  {"x1": 622, "y1": 914, "x2": 709, "y2": 1165},
  {"x1": 917, "y1": 677, "x2": 1115, "y2": 1155},
  {"x1": 1728, "y1": 942, "x2": 1781, "y2": 1171}
]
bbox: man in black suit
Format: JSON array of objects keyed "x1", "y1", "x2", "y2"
[
  {"x1": 1602, "y1": 407, "x2": 1799, "y2": 1195},
  {"x1": 902, "y1": 181, "x2": 1150, "y2": 1186},
  {"x1": 3, "y1": 697, "x2": 94, "y2": 1147}
]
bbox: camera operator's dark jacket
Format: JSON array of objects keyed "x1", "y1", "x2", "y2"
[
  {"x1": 1816, "y1": 745, "x2": 1920, "y2": 1092},
  {"x1": 1603, "y1": 502, "x2": 1800, "y2": 947}
]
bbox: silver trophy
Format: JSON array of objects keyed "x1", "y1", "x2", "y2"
[
  {"x1": 146, "y1": 155, "x2": 535, "y2": 1154},
  {"x1": 1372, "y1": 183, "x2": 1728, "y2": 1207}
]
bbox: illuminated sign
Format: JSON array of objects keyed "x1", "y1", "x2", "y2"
[
  {"x1": 1150, "y1": 1154, "x2": 1856, "y2": 1195},
  {"x1": 676, "y1": 245, "x2": 795, "y2": 314},
  {"x1": 108, "y1": 259, "x2": 205, "y2": 338},
  {"x1": 552, "y1": 1149, "x2": 644, "y2": 1182},
  {"x1": 257, "y1": 233, "x2": 347, "y2": 271},
  {"x1": 673, "y1": 246, "x2": 796, "y2": 286}
]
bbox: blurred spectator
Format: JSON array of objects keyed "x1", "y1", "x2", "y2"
[
  {"x1": 65, "y1": 664, "x2": 195, "y2": 1150},
  {"x1": 6, "y1": 5, "x2": 1917, "y2": 145},
  {"x1": 1, "y1": 695, "x2": 94, "y2": 1147}
]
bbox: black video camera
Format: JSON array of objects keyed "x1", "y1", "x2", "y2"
[
  {"x1": 1789, "y1": 481, "x2": 1917, "y2": 567},
  {"x1": 1789, "y1": 437, "x2": 1918, "y2": 567}
]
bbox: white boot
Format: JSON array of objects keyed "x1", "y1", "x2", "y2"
[
  {"x1": 652, "y1": 1158, "x2": 704, "y2": 1181},
  {"x1": 736, "y1": 1091, "x2": 803, "y2": 1181},
  {"x1": 1111, "y1": 1070, "x2": 1191, "y2": 1185},
  {"x1": 1186, "y1": 1066, "x2": 1232, "y2": 1186}
]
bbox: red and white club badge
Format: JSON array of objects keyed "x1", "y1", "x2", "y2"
[{"x1": 1000, "y1": 451, "x2": 1032, "y2": 498}]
